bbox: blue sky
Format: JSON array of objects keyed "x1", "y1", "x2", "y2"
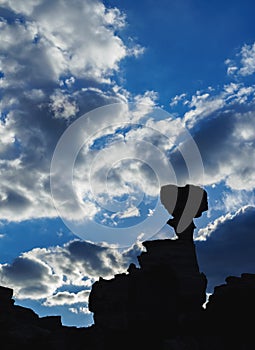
[{"x1": 0, "y1": 0, "x2": 255, "y2": 327}]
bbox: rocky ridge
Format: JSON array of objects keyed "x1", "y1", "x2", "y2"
[
  {"x1": 1, "y1": 185, "x2": 254, "y2": 349},
  {"x1": 1, "y1": 244, "x2": 255, "y2": 349}
]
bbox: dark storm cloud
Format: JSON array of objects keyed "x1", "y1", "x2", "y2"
[
  {"x1": 1, "y1": 256, "x2": 47, "y2": 282},
  {"x1": 0, "y1": 238, "x2": 144, "y2": 301},
  {"x1": 67, "y1": 240, "x2": 121, "y2": 277},
  {"x1": 0, "y1": 188, "x2": 31, "y2": 210},
  {"x1": 196, "y1": 206, "x2": 255, "y2": 292},
  {"x1": 170, "y1": 102, "x2": 255, "y2": 191}
]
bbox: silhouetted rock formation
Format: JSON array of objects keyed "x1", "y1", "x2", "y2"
[
  {"x1": 1, "y1": 184, "x2": 255, "y2": 349},
  {"x1": 160, "y1": 184, "x2": 208, "y2": 240},
  {"x1": 206, "y1": 273, "x2": 255, "y2": 333},
  {"x1": 89, "y1": 238, "x2": 207, "y2": 348},
  {"x1": 0, "y1": 285, "x2": 95, "y2": 350},
  {"x1": 88, "y1": 185, "x2": 208, "y2": 348}
]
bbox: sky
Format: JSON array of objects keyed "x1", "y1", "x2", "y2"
[{"x1": 0, "y1": 0, "x2": 255, "y2": 327}]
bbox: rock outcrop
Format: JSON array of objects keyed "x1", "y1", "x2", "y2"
[
  {"x1": 89, "y1": 239, "x2": 207, "y2": 331},
  {"x1": 88, "y1": 185, "x2": 209, "y2": 348},
  {"x1": 0, "y1": 184, "x2": 254, "y2": 349},
  {"x1": 0, "y1": 285, "x2": 96, "y2": 350},
  {"x1": 206, "y1": 273, "x2": 255, "y2": 333},
  {"x1": 88, "y1": 238, "x2": 208, "y2": 348}
]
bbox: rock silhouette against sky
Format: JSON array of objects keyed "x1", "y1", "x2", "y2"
[{"x1": 0, "y1": 185, "x2": 254, "y2": 349}]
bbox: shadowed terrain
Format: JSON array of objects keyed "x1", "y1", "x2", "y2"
[{"x1": 1, "y1": 185, "x2": 254, "y2": 349}]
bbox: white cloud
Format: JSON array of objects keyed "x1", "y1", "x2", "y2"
[
  {"x1": 0, "y1": 0, "x2": 161, "y2": 229},
  {"x1": 183, "y1": 92, "x2": 225, "y2": 127},
  {"x1": 183, "y1": 83, "x2": 255, "y2": 127},
  {"x1": 0, "y1": 118, "x2": 15, "y2": 150},
  {"x1": 225, "y1": 42, "x2": 255, "y2": 77},
  {"x1": 223, "y1": 190, "x2": 255, "y2": 213},
  {"x1": 170, "y1": 93, "x2": 186, "y2": 107},
  {"x1": 50, "y1": 79, "x2": 255, "y2": 227},
  {"x1": 1, "y1": 0, "x2": 128, "y2": 82},
  {"x1": 134, "y1": 90, "x2": 158, "y2": 106},
  {"x1": 115, "y1": 205, "x2": 140, "y2": 219},
  {"x1": 50, "y1": 90, "x2": 79, "y2": 119},
  {"x1": 1, "y1": 0, "x2": 42, "y2": 16},
  {"x1": 239, "y1": 43, "x2": 255, "y2": 76},
  {"x1": 127, "y1": 44, "x2": 145, "y2": 58},
  {"x1": 0, "y1": 0, "x2": 148, "y2": 223},
  {"x1": 225, "y1": 59, "x2": 238, "y2": 76},
  {"x1": 69, "y1": 306, "x2": 91, "y2": 314}
]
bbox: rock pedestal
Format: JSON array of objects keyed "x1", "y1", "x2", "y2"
[
  {"x1": 89, "y1": 238, "x2": 207, "y2": 339},
  {"x1": 139, "y1": 239, "x2": 207, "y2": 312},
  {"x1": 88, "y1": 184, "x2": 210, "y2": 348}
]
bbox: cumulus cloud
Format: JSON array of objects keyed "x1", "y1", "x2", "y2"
[
  {"x1": 3, "y1": 0, "x2": 254, "y2": 230},
  {"x1": 47, "y1": 75, "x2": 255, "y2": 231},
  {"x1": 196, "y1": 206, "x2": 255, "y2": 292},
  {"x1": 0, "y1": 239, "x2": 144, "y2": 303},
  {"x1": 0, "y1": 0, "x2": 151, "y2": 223},
  {"x1": 0, "y1": 0, "x2": 168, "y2": 232},
  {"x1": 1, "y1": 0, "x2": 128, "y2": 81}
]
